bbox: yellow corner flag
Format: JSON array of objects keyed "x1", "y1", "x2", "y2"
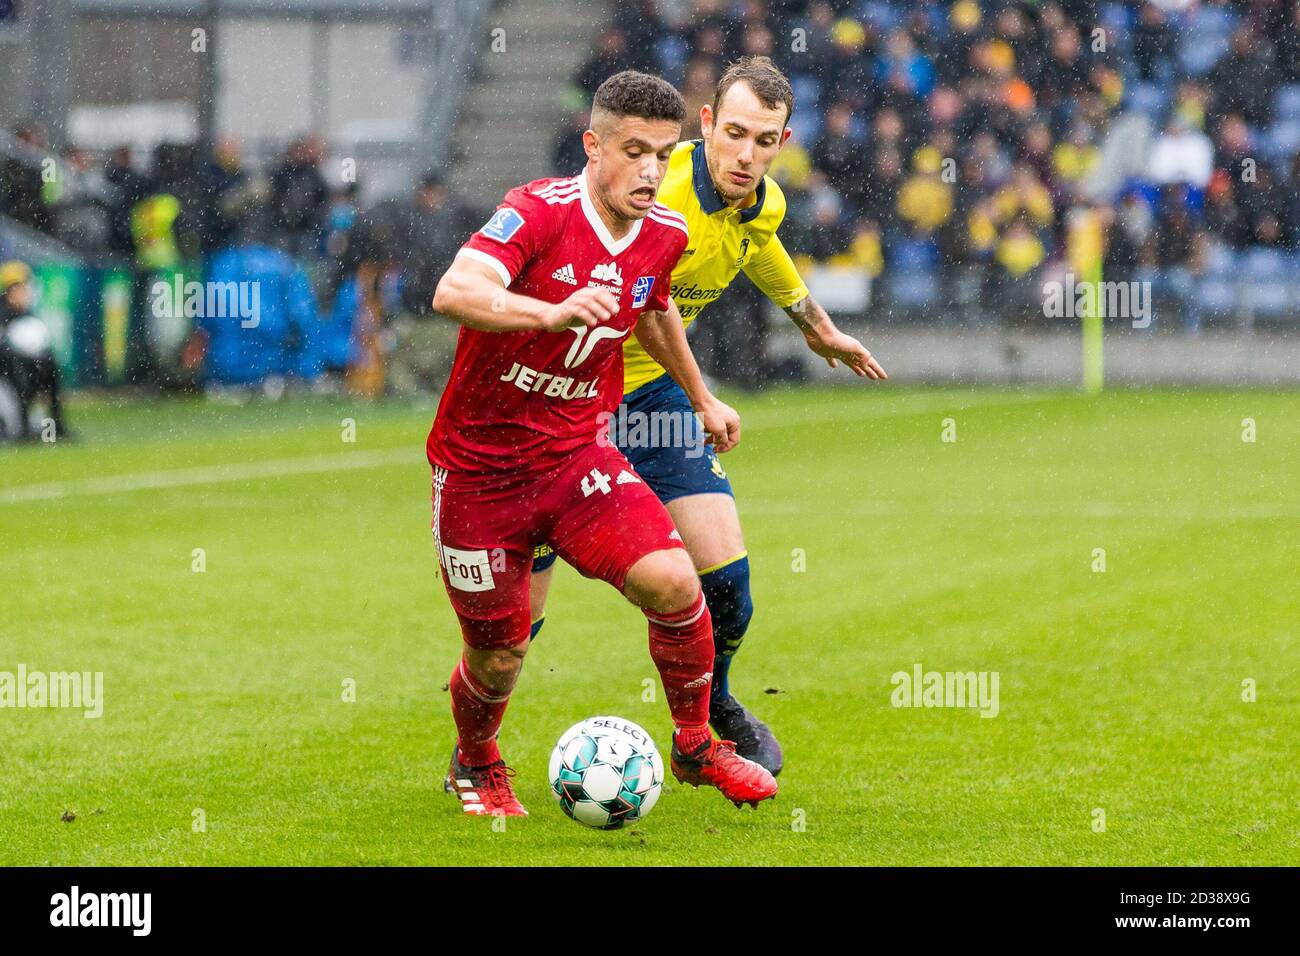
[{"x1": 1068, "y1": 208, "x2": 1105, "y2": 394}]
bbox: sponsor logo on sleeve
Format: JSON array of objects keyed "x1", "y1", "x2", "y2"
[
  {"x1": 480, "y1": 208, "x2": 525, "y2": 243},
  {"x1": 631, "y1": 275, "x2": 655, "y2": 308}
]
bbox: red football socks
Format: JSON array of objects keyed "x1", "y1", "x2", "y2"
[
  {"x1": 449, "y1": 658, "x2": 510, "y2": 767},
  {"x1": 645, "y1": 591, "x2": 715, "y2": 732}
]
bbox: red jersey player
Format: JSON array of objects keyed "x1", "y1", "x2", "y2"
[{"x1": 427, "y1": 71, "x2": 778, "y2": 817}]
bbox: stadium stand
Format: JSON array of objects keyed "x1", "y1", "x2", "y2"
[
  {"x1": 3, "y1": 0, "x2": 1300, "y2": 396},
  {"x1": 548, "y1": 0, "x2": 1300, "y2": 332}
]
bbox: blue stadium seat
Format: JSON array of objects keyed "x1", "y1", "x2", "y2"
[
  {"x1": 655, "y1": 36, "x2": 687, "y2": 87},
  {"x1": 891, "y1": 238, "x2": 938, "y2": 272},
  {"x1": 1274, "y1": 84, "x2": 1300, "y2": 122},
  {"x1": 789, "y1": 111, "x2": 821, "y2": 148},
  {"x1": 1101, "y1": 3, "x2": 1134, "y2": 35},
  {"x1": 1127, "y1": 82, "x2": 1169, "y2": 119},
  {"x1": 1195, "y1": 275, "x2": 1237, "y2": 316},
  {"x1": 1241, "y1": 248, "x2": 1291, "y2": 315},
  {"x1": 1243, "y1": 247, "x2": 1288, "y2": 276},
  {"x1": 791, "y1": 74, "x2": 822, "y2": 111},
  {"x1": 1195, "y1": 243, "x2": 1240, "y2": 319},
  {"x1": 858, "y1": 1, "x2": 902, "y2": 33},
  {"x1": 1197, "y1": 6, "x2": 1239, "y2": 34},
  {"x1": 887, "y1": 267, "x2": 938, "y2": 310},
  {"x1": 1201, "y1": 241, "x2": 1236, "y2": 275},
  {"x1": 1179, "y1": 34, "x2": 1230, "y2": 76},
  {"x1": 1261, "y1": 122, "x2": 1300, "y2": 163}
]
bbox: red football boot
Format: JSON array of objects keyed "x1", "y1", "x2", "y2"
[
  {"x1": 444, "y1": 748, "x2": 528, "y2": 817},
  {"x1": 670, "y1": 737, "x2": 778, "y2": 809}
]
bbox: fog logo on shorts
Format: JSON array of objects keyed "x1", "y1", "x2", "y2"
[{"x1": 441, "y1": 545, "x2": 496, "y2": 592}]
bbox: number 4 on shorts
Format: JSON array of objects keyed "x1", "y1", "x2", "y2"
[{"x1": 580, "y1": 468, "x2": 612, "y2": 497}]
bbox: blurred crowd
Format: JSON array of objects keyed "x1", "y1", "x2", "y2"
[
  {"x1": 0, "y1": 129, "x2": 485, "y2": 395},
  {"x1": 558, "y1": 0, "x2": 1300, "y2": 330},
  {"x1": 4, "y1": 0, "x2": 1300, "y2": 409}
]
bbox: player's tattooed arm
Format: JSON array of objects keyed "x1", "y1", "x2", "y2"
[
  {"x1": 785, "y1": 296, "x2": 888, "y2": 380},
  {"x1": 433, "y1": 258, "x2": 613, "y2": 332},
  {"x1": 635, "y1": 300, "x2": 741, "y2": 453}
]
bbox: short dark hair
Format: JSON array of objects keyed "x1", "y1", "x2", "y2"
[
  {"x1": 713, "y1": 56, "x2": 795, "y2": 127},
  {"x1": 592, "y1": 70, "x2": 686, "y2": 126}
]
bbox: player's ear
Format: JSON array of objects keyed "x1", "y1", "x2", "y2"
[
  {"x1": 699, "y1": 104, "x2": 713, "y2": 139},
  {"x1": 582, "y1": 128, "x2": 601, "y2": 162}
]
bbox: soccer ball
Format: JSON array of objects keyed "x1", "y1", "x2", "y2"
[{"x1": 548, "y1": 716, "x2": 664, "y2": 829}]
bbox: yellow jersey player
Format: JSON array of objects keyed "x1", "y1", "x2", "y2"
[{"x1": 530, "y1": 57, "x2": 886, "y2": 774}]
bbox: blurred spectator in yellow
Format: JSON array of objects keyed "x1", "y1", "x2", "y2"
[
  {"x1": 992, "y1": 163, "x2": 1055, "y2": 230},
  {"x1": 766, "y1": 138, "x2": 813, "y2": 191},
  {"x1": 995, "y1": 218, "x2": 1046, "y2": 277},
  {"x1": 827, "y1": 220, "x2": 885, "y2": 278},
  {"x1": 1053, "y1": 123, "x2": 1099, "y2": 187},
  {"x1": 896, "y1": 145, "x2": 953, "y2": 235}
]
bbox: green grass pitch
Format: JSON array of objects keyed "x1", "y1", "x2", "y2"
[{"x1": 1, "y1": 386, "x2": 1296, "y2": 865}]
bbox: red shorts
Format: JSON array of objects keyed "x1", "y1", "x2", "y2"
[{"x1": 431, "y1": 442, "x2": 684, "y2": 649}]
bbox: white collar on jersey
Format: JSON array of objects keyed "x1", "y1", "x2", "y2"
[{"x1": 579, "y1": 166, "x2": 643, "y2": 257}]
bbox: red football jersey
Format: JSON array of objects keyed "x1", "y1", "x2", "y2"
[{"x1": 427, "y1": 171, "x2": 689, "y2": 477}]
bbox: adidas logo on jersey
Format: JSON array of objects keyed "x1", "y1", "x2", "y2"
[
  {"x1": 590, "y1": 262, "x2": 623, "y2": 286},
  {"x1": 616, "y1": 469, "x2": 641, "y2": 485},
  {"x1": 552, "y1": 263, "x2": 577, "y2": 285}
]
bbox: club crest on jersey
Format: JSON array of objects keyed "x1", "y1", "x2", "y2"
[
  {"x1": 631, "y1": 275, "x2": 655, "y2": 309},
  {"x1": 590, "y1": 262, "x2": 623, "y2": 286},
  {"x1": 480, "y1": 207, "x2": 525, "y2": 243},
  {"x1": 735, "y1": 237, "x2": 751, "y2": 267}
]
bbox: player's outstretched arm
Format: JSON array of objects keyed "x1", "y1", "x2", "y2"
[
  {"x1": 786, "y1": 295, "x2": 888, "y2": 380},
  {"x1": 634, "y1": 299, "x2": 741, "y2": 453},
  {"x1": 744, "y1": 233, "x2": 887, "y2": 380},
  {"x1": 432, "y1": 257, "x2": 618, "y2": 333}
]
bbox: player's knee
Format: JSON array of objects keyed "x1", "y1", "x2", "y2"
[
  {"x1": 465, "y1": 642, "x2": 529, "y2": 695},
  {"x1": 633, "y1": 551, "x2": 701, "y2": 615}
]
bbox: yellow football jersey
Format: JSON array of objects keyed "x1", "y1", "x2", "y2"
[{"x1": 622, "y1": 140, "x2": 810, "y2": 394}]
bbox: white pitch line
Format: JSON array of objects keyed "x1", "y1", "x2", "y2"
[
  {"x1": 0, "y1": 391, "x2": 1056, "y2": 507},
  {"x1": 0, "y1": 447, "x2": 420, "y2": 505}
]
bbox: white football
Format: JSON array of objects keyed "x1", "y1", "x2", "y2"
[{"x1": 547, "y1": 716, "x2": 664, "y2": 829}]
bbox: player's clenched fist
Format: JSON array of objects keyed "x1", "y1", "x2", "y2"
[{"x1": 538, "y1": 287, "x2": 620, "y2": 331}]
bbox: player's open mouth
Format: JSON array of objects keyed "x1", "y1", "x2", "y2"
[{"x1": 630, "y1": 186, "x2": 655, "y2": 207}]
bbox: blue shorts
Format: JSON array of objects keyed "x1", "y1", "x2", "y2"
[{"x1": 532, "y1": 373, "x2": 732, "y2": 573}]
